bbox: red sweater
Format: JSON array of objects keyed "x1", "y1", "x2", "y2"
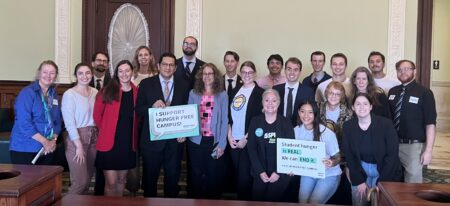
[{"x1": 93, "y1": 84, "x2": 139, "y2": 152}]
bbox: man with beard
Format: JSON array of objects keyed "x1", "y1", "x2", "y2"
[
  {"x1": 388, "y1": 60, "x2": 436, "y2": 183},
  {"x1": 89, "y1": 52, "x2": 111, "y2": 90},
  {"x1": 175, "y1": 36, "x2": 205, "y2": 89},
  {"x1": 256, "y1": 54, "x2": 286, "y2": 89},
  {"x1": 368, "y1": 51, "x2": 400, "y2": 95},
  {"x1": 88, "y1": 51, "x2": 111, "y2": 195}
]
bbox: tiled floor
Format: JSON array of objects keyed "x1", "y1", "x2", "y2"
[{"x1": 428, "y1": 131, "x2": 450, "y2": 170}]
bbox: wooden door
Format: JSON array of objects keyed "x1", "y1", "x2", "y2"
[{"x1": 82, "y1": 0, "x2": 174, "y2": 64}]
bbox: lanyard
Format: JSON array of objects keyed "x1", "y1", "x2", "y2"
[
  {"x1": 40, "y1": 91, "x2": 54, "y2": 139},
  {"x1": 164, "y1": 82, "x2": 175, "y2": 103}
]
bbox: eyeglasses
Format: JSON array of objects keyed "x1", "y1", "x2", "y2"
[
  {"x1": 183, "y1": 42, "x2": 197, "y2": 47},
  {"x1": 396, "y1": 67, "x2": 413, "y2": 73},
  {"x1": 241, "y1": 71, "x2": 255, "y2": 76},
  {"x1": 160, "y1": 63, "x2": 176, "y2": 68},
  {"x1": 202, "y1": 72, "x2": 214, "y2": 76},
  {"x1": 328, "y1": 92, "x2": 341, "y2": 97},
  {"x1": 95, "y1": 59, "x2": 108, "y2": 64}
]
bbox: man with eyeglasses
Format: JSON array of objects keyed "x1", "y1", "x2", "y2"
[
  {"x1": 388, "y1": 60, "x2": 436, "y2": 183},
  {"x1": 89, "y1": 51, "x2": 110, "y2": 196},
  {"x1": 315, "y1": 53, "x2": 352, "y2": 103},
  {"x1": 89, "y1": 52, "x2": 111, "y2": 91},
  {"x1": 136, "y1": 52, "x2": 190, "y2": 197},
  {"x1": 302, "y1": 51, "x2": 332, "y2": 93},
  {"x1": 175, "y1": 36, "x2": 205, "y2": 89},
  {"x1": 256, "y1": 54, "x2": 286, "y2": 89}
]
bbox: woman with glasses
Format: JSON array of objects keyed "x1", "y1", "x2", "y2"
[
  {"x1": 343, "y1": 93, "x2": 402, "y2": 206},
  {"x1": 227, "y1": 61, "x2": 264, "y2": 200},
  {"x1": 62, "y1": 63, "x2": 98, "y2": 194},
  {"x1": 187, "y1": 63, "x2": 228, "y2": 198},
  {"x1": 94, "y1": 60, "x2": 139, "y2": 196},
  {"x1": 318, "y1": 81, "x2": 353, "y2": 205},
  {"x1": 9, "y1": 60, "x2": 61, "y2": 165},
  {"x1": 350, "y1": 66, "x2": 391, "y2": 119},
  {"x1": 132, "y1": 46, "x2": 158, "y2": 86}
]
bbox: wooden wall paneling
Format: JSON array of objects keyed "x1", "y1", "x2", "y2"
[{"x1": 432, "y1": 81, "x2": 450, "y2": 132}]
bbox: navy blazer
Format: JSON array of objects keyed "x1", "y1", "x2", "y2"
[
  {"x1": 135, "y1": 75, "x2": 190, "y2": 152},
  {"x1": 273, "y1": 83, "x2": 315, "y2": 126},
  {"x1": 175, "y1": 57, "x2": 205, "y2": 89}
]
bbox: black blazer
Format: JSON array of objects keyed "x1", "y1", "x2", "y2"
[
  {"x1": 273, "y1": 83, "x2": 315, "y2": 126},
  {"x1": 343, "y1": 115, "x2": 402, "y2": 186},
  {"x1": 224, "y1": 75, "x2": 243, "y2": 102},
  {"x1": 175, "y1": 57, "x2": 205, "y2": 89},
  {"x1": 135, "y1": 75, "x2": 190, "y2": 152},
  {"x1": 89, "y1": 72, "x2": 111, "y2": 88},
  {"x1": 228, "y1": 83, "x2": 264, "y2": 133},
  {"x1": 302, "y1": 72, "x2": 332, "y2": 94}
]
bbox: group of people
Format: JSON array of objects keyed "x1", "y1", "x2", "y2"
[{"x1": 9, "y1": 36, "x2": 436, "y2": 205}]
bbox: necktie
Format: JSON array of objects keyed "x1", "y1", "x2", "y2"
[
  {"x1": 184, "y1": 62, "x2": 192, "y2": 77},
  {"x1": 313, "y1": 77, "x2": 318, "y2": 84},
  {"x1": 393, "y1": 87, "x2": 406, "y2": 131},
  {"x1": 227, "y1": 79, "x2": 234, "y2": 96},
  {"x1": 163, "y1": 80, "x2": 171, "y2": 106},
  {"x1": 96, "y1": 79, "x2": 102, "y2": 90},
  {"x1": 286, "y1": 87, "x2": 294, "y2": 118}
]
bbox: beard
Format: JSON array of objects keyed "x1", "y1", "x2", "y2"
[
  {"x1": 94, "y1": 65, "x2": 106, "y2": 73},
  {"x1": 183, "y1": 48, "x2": 196, "y2": 56}
]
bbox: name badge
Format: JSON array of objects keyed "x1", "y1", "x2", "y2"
[
  {"x1": 53, "y1": 99, "x2": 59, "y2": 106},
  {"x1": 388, "y1": 95, "x2": 395, "y2": 100},
  {"x1": 409, "y1": 96, "x2": 419, "y2": 104}
]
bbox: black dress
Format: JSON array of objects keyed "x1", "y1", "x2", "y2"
[{"x1": 96, "y1": 90, "x2": 136, "y2": 170}]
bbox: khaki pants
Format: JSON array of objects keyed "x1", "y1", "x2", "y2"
[
  {"x1": 399, "y1": 143, "x2": 423, "y2": 183},
  {"x1": 64, "y1": 126, "x2": 98, "y2": 194}
]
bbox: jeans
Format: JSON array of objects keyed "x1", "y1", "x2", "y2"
[
  {"x1": 299, "y1": 175, "x2": 340, "y2": 204},
  {"x1": 351, "y1": 161, "x2": 379, "y2": 206}
]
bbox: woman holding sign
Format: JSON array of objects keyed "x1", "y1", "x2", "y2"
[
  {"x1": 187, "y1": 63, "x2": 228, "y2": 199},
  {"x1": 343, "y1": 93, "x2": 402, "y2": 206},
  {"x1": 9, "y1": 60, "x2": 61, "y2": 165},
  {"x1": 93, "y1": 60, "x2": 139, "y2": 196},
  {"x1": 247, "y1": 89, "x2": 294, "y2": 202},
  {"x1": 294, "y1": 101, "x2": 341, "y2": 204},
  {"x1": 227, "y1": 61, "x2": 264, "y2": 200}
]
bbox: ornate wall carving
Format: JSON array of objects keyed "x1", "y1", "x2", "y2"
[
  {"x1": 186, "y1": 0, "x2": 202, "y2": 58},
  {"x1": 387, "y1": 0, "x2": 406, "y2": 77},
  {"x1": 55, "y1": 0, "x2": 71, "y2": 83}
]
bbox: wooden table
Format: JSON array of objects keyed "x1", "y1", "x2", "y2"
[
  {"x1": 0, "y1": 164, "x2": 63, "y2": 206},
  {"x1": 378, "y1": 182, "x2": 450, "y2": 205},
  {"x1": 53, "y1": 195, "x2": 343, "y2": 206}
]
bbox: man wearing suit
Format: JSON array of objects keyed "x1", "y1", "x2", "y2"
[
  {"x1": 136, "y1": 52, "x2": 190, "y2": 197},
  {"x1": 89, "y1": 52, "x2": 111, "y2": 90},
  {"x1": 273, "y1": 57, "x2": 314, "y2": 202},
  {"x1": 90, "y1": 51, "x2": 111, "y2": 195},
  {"x1": 223, "y1": 51, "x2": 243, "y2": 101},
  {"x1": 175, "y1": 36, "x2": 205, "y2": 89}
]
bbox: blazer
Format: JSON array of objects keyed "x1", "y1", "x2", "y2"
[
  {"x1": 89, "y1": 72, "x2": 111, "y2": 88},
  {"x1": 135, "y1": 75, "x2": 190, "y2": 152},
  {"x1": 188, "y1": 90, "x2": 228, "y2": 149},
  {"x1": 175, "y1": 57, "x2": 205, "y2": 89},
  {"x1": 273, "y1": 83, "x2": 315, "y2": 126},
  {"x1": 343, "y1": 115, "x2": 402, "y2": 186},
  {"x1": 302, "y1": 72, "x2": 332, "y2": 93},
  {"x1": 228, "y1": 83, "x2": 264, "y2": 133},
  {"x1": 93, "y1": 83, "x2": 139, "y2": 152}
]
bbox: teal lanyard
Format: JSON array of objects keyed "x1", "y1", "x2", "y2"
[{"x1": 40, "y1": 91, "x2": 54, "y2": 139}]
